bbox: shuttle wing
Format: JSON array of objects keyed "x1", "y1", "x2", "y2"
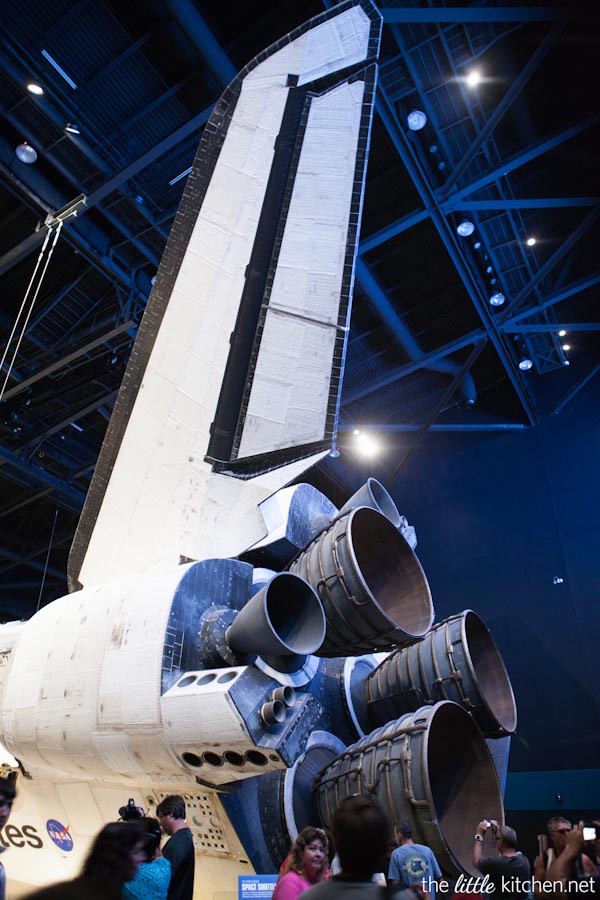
[{"x1": 68, "y1": 0, "x2": 382, "y2": 589}]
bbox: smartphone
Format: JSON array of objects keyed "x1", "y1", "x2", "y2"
[
  {"x1": 538, "y1": 834, "x2": 548, "y2": 855},
  {"x1": 583, "y1": 826, "x2": 597, "y2": 842}
]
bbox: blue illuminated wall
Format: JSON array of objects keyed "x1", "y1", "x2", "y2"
[{"x1": 337, "y1": 378, "x2": 600, "y2": 815}]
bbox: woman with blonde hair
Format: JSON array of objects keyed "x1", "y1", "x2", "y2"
[{"x1": 273, "y1": 827, "x2": 329, "y2": 900}]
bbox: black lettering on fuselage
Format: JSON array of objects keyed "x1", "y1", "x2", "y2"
[
  {"x1": 4, "y1": 824, "x2": 24, "y2": 846},
  {"x1": 0, "y1": 824, "x2": 43, "y2": 849},
  {"x1": 22, "y1": 824, "x2": 44, "y2": 848}
]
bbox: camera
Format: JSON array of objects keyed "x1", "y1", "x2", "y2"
[
  {"x1": 483, "y1": 820, "x2": 492, "y2": 828},
  {"x1": 118, "y1": 798, "x2": 144, "y2": 821},
  {"x1": 583, "y1": 826, "x2": 597, "y2": 842}
]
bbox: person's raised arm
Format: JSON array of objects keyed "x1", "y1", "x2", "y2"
[
  {"x1": 546, "y1": 822, "x2": 584, "y2": 883},
  {"x1": 473, "y1": 821, "x2": 488, "y2": 870}
]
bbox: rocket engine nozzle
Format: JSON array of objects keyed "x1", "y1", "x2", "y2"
[
  {"x1": 290, "y1": 507, "x2": 433, "y2": 657},
  {"x1": 314, "y1": 701, "x2": 503, "y2": 877},
  {"x1": 365, "y1": 609, "x2": 517, "y2": 738},
  {"x1": 226, "y1": 572, "x2": 325, "y2": 663}
]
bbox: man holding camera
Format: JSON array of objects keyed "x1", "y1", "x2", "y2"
[
  {"x1": 472, "y1": 819, "x2": 530, "y2": 899},
  {"x1": 157, "y1": 795, "x2": 195, "y2": 900}
]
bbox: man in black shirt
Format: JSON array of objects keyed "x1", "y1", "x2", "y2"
[
  {"x1": 157, "y1": 795, "x2": 195, "y2": 900},
  {"x1": 473, "y1": 819, "x2": 530, "y2": 900}
]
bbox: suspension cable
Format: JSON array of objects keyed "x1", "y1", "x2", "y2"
[{"x1": 0, "y1": 221, "x2": 64, "y2": 402}]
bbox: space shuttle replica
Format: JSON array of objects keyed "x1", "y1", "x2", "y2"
[{"x1": 0, "y1": 2, "x2": 517, "y2": 896}]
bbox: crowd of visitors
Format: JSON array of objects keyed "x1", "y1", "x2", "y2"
[
  {"x1": 0, "y1": 777, "x2": 597, "y2": 900},
  {"x1": 0, "y1": 789, "x2": 194, "y2": 900}
]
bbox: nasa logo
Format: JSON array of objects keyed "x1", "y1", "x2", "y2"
[{"x1": 46, "y1": 819, "x2": 74, "y2": 852}]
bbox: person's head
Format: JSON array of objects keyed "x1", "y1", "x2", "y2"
[
  {"x1": 395, "y1": 820, "x2": 413, "y2": 845},
  {"x1": 288, "y1": 827, "x2": 328, "y2": 883},
  {"x1": 156, "y1": 795, "x2": 186, "y2": 835},
  {"x1": 136, "y1": 817, "x2": 163, "y2": 862},
  {"x1": 497, "y1": 825, "x2": 518, "y2": 851},
  {"x1": 332, "y1": 794, "x2": 391, "y2": 880},
  {"x1": 81, "y1": 821, "x2": 147, "y2": 888},
  {"x1": 0, "y1": 777, "x2": 16, "y2": 830},
  {"x1": 547, "y1": 816, "x2": 572, "y2": 852}
]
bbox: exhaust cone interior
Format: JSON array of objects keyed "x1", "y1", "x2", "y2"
[
  {"x1": 365, "y1": 609, "x2": 517, "y2": 737},
  {"x1": 315, "y1": 701, "x2": 503, "y2": 876},
  {"x1": 227, "y1": 572, "x2": 325, "y2": 657},
  {"x1": 291, "y1": 507, "x2": 433, "y2": 656}
]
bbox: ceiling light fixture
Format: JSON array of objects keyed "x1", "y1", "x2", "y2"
[
  {"x1": 168, "y1": 166, "x2": 192, "y2": 186},
  {"x1": 15, "y1": 142, "x2": 38, "y2": 164},
  {"x1": 558, "y1": 330, "x2": 566, "y2": 337},
  {"x1": 27, "y1": 82, "x2": 44, "y2": 95},
  {"x1": 41, "y1": 49, "x2": 78, "y2": 89},
  {"x1": 456, "y1": 221, "x2": 475, "y2": 237},
  {"x1": 562, "y1": 344, "x2": 570, "y2": 351},
  {"x1": 407, "y1": 109, "x2": 427, "y2": 131},
  {"x1": 490, "y1": 292, "x2": 505, "y2": 307},
  {"x1": 65, "y1": 122, "x2": 80, "y2": 134},
  {"x1": 564, "y1": 360, "x2": 571, "y2": 366},
  {"x1": 518, "y1": 357, "x2": 534, "y2": 371},
  {"x1": 526, "y1": 237, "x2": 536, "y2": 246},
  {"x1": 466, "y1": 70, "x2": 481, "y2": 88}
]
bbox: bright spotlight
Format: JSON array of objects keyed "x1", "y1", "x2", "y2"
[
  {"x1": 562, "y1": 344, "x2": 570, "y2": 351},
  {"x1": 518, "y1": 357, "x2": 534, "y2": 371},
  {"x1": 27, "y1": 82, "x2": 44, "y2": 95},
  {"x1": 526, "y1": 237, "x2": 536, "y2": 247},
  {"x1": 466, "y1": 70, "x2": 481, "y2": 88},
  {"x1": 558, "y1": 330, "x2": 566, "y2": 337},
  {"x1": 490, "y1": 292, "x2": 505, "y2": 307},
  {"x1": 354, "y1": 432, "x2": 380, "y2": 458}
]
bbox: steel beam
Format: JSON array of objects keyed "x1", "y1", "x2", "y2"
[
  {"x1": 552, "y1": 362, "x2": 600, "y2": 415},
  {"x1": 1, "y1": 323, "x2": 133, "y2": 402},
  {"x1": 500, "y1": 207, "x2": 600, "y2": 319},
  {"x1": 504, "y1": 273, "x2": 600, "y2": 325},
  {"x1": 386, "y1": 339, "x2": 488, "y2": 484},
  {"x1": 446, "y1": 198, "x2": 599, "y2": 210},
  {"x1": 0, "y1": 488, "x2": 53, "y2": 520},
  {"x1": 338, "y1": 422, "x2": 527, "y2": 432},
  {"x1": 503, "y1": 323, "x2": 600, "y2": 334},
  {"x1": 380, "y1": 8, "x2": 580, "y2": 24},
  {"x1": 24, "y1": 391, "x2": 118, "y2": 449},
  {"x1": 0, "y1": 447, "x2": 85, "y2": 510},
  {"x1": 344, "y1": 329, "x2": 485, "y2": 404},
  {"x1": 451, "y1": 117, "x2": 599, "y2": 201},
  {"x1": 359, "y1": 208, "x2": 429, "y2": 253},
  {"x1": 0, "y1": 543, "x2": 68, "y2": 582},
  {"x1": 440, "y1": 22, "x2": 563, "y2": 200},
  {"x1": 374, "y1": 91, "x2": 538, "y2": 424}
]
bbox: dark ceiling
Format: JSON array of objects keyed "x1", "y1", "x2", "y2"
[{"x1": 0, "y1": 0, "x2": 598, "y2": 618}]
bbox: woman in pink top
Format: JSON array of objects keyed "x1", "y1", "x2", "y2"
[{"x1": 273, "y1": 827, "x2": 329, "y2": 900}]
